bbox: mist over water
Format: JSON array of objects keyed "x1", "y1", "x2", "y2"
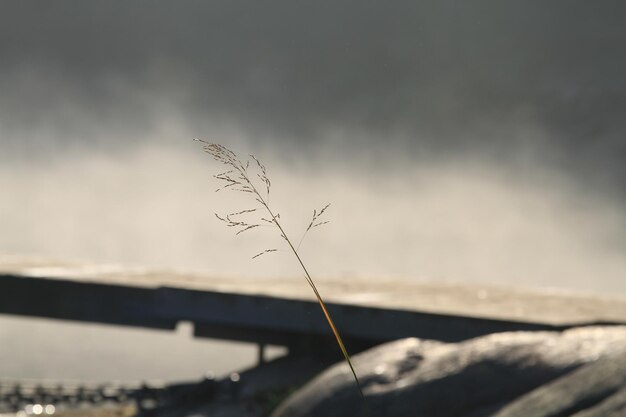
[
  {"x1": 1, "y1": 0, "x2": 625, "y2": 382},
  {"x1": 1, "y1": 1, "x2": 625, "y2": 292},
  {"x1": 2, "y1": 134, "x2": 625, "y2": 293}
]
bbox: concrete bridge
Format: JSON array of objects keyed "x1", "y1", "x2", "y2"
[{"x1": 1, "y1": 255, "x2": 625, "y2": 360}]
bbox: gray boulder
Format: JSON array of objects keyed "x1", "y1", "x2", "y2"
[
  {"x1": 490, "y1": 350, "x2": 626, "y2": 417},
  {"x1": 271, "y1": 326, "x2": 626, "y2": 417},
  {"x1": 573, "y1": 387, "x2": 626, "y2": 417}
]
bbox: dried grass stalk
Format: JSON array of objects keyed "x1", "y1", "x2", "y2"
[{"x1": 194, "y1": 139, "x2": 369, "y2": 413}]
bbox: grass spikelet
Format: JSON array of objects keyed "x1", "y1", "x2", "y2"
[
  {"x1": 252, "y1": 248, "x2": 278, "y2": 259},
  {"x1": 195, "y1": 139, "x2": 370, "y2": 414}
]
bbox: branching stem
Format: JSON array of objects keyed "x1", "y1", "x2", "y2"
[{"x1": 196, "y1": 140, "x2": 370, "y2": 415}]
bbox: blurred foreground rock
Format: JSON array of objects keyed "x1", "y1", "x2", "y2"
[
  {"x1": 271, "y1": 326, "x2": 626, "y2": 417},
  {"x1": 491, "y1": 350, "x2": 626, "y2": 417}
]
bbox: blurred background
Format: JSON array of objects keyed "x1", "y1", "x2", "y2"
[{"x1": 1, "y1": 1, "x2": 625, "y2": 383}]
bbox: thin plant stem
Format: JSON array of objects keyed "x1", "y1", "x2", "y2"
[
  {"x1": 251, "y1": 182, "x2": 367, "y2": 406},
  {"x1": 195, "y1": 140, "x2": 370, "y2": 415}
]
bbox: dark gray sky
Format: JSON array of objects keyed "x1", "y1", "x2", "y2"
[{"x1": 1, "y1": 1, "x2": 625, "y2": 195}]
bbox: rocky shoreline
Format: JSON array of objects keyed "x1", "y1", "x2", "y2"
[
  {"x1": 273, "y1": 325, "x2": 626, "y2": 417},
  {"x1": 141, "y1": 325, "x2": 626, "y2": 417},
  {"x1": 4, "y1": 325, "x2": 625, "y2": 417}
]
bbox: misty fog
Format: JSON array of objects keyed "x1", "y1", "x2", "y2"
[
  {"x1": 0, "y1": 1, "x2": 625, "y2": 383},
  {"x1": 2, "y1": 1, "x2": 624, "y2": 293}
]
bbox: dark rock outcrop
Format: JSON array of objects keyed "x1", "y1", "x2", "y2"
[
  {"x1": 490, "y1": 350, "x2": 626, "y2": 417},
  {"x1": 271, "y1": 326, "x2": 626, "y2": 417}
]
